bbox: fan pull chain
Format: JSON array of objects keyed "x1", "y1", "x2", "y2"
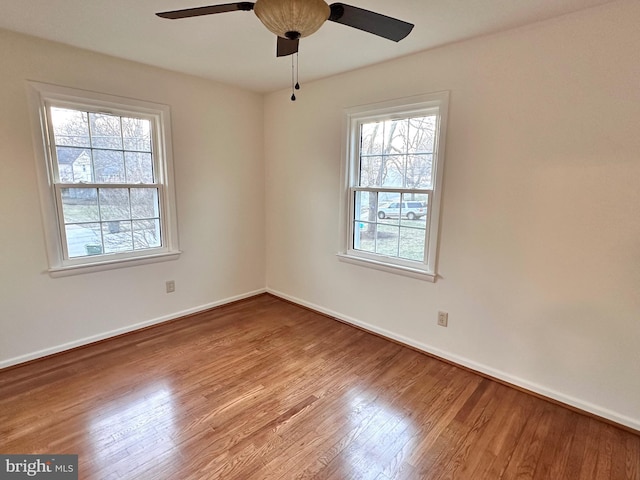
[
  {"x1": 290, "y1": 54, "x2": 296, "y2": 101},
  {"x1": 295, "y1": 52, "x2": 300, "y2": 91},
  {"x1": 290, "y1": 53, "x2": 300, "y2": 101}
]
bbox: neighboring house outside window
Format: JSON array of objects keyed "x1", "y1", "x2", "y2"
[
  {"x1": 338, "y1": 92, "x2": 449, "y2": 281},
  {"x1": 27, "y1": 82, "x2": 180, "y2": 276}
]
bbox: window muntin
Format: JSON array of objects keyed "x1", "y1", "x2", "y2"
[
  {"x1": 342, "y1": 93, "x2": 448, "y2": 279},
  {"x1": 28, "y1": 82, "x2": 180, "y2": 275}
]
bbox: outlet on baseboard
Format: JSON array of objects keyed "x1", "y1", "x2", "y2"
[
  {"x1": 166, "y1": 280, "x2": 175, "y2": 293},
  {"x1": 437, "y1": 311, "x2": 448, "y2": 327}
]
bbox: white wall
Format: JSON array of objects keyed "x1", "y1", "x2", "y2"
[
  {"x1": 264, "y1": 0, "x2": 640, "y2": 429},
  {"x1": 0, "y1": 29, "x2": 265, "y2": 367}
]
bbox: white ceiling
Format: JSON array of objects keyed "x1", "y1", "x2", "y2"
[{"x1": 0, "y1": 0, "x2": 616, "y2": 92}]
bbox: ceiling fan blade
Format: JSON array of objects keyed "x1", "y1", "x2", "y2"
[
  {"x1": 276, "y1": 37, "x2": 299, "y2": 57},
  {"x1": 156, "y1": 2, "x2": 254, "y2": 19},
  {"x1": 328, "y1": 3, "x2": 414, "y2": 42}
]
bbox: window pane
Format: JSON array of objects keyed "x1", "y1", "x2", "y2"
[
  {"x1": 130, "y1": 188, "x2": 159, "y2": 219},
  {"x1": 61, "y1": 188, "x2": 99, "y2": 223},
  {"x1": 376, "y1": 224, "x2": 399, "y2": 257},
  {"x1": 408, "y1": 116, "x2": 436, "y2": 154},
  {"x1": 405, "y1": 154, "x2": 433, "y2": 189},
  {"x1": 99, "y1": 188, "x2": 130, "y2": 221},
  {"x1": 65, "y1": 223, "x2": 102, "y2": 258},
  {"x1": 94, "y1": 150, "x2": 126, "y2": 183},
  {"x1": 90, "y1": 113, "x2": 123, "y2": 149},
  {"x1": 399, "y1": 193, "x2": 429, "y2": 226},
  {"x1": 103, "y1": 221, "x2": 133, "y2": 254},
  {"x1": 353, "y1": 221, "x2": 375, "y2": 254},
  {"x1": 360, "y1": 122, "x2": 383, "y2": 155},
  {"x1": 50, "y1": 107, "x2": 90, "y2": 147},
  {"x1": 376, "y1": 192, "x2": 401, "y2": 220},
  {"x1": 384, "y1": 119, "x2": 407, "y2": 154},
  {"x1": 122, "y1": 117, "x2": 152, "y2": 152},
  {"x1": 380, "y1": 155, "x2": 404, "y2": 188},
  {"x1": 354, "y1": 191, "x2": 378, "y2": 223},
  {"x1": 359, "y1": 155, "x2": 383, "y2": 187},
  {"x1": 125, "y1": 152, "x2": 154, "y2": 183},
  {"x1": 399, "y1": 226, "x2": 426, "y2": 261},
  {"x1": 133, "y1": 219, "x2": 161, "y2": 250},
  {"x1": 56, "y1": 147, "x2": 93, "y2": 183}
]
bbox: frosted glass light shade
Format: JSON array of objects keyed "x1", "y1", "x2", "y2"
[{"x1": 254, "y1": 0, "x2": 330, "y2": 38}]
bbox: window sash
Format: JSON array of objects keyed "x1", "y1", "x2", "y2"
[
  {"x1": 45, "y1": 102, "x2": 159, "y2": 184},
  {"x1": 53, "y1": 184, "x2": 166, "y2": 263},
  {"x1": 348, "y1": 187, "x2": 433, "y2": 268}
]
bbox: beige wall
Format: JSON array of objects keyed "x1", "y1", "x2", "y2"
[
  {"x1": 264, "y1": 0, "x2": 640, "y2": 429},
  {"x1": 0, "y1": 30, "x2": 265, "y2": 366}
]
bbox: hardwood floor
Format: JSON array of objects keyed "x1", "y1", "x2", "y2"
[{"x1": 1, "y1": 294, "x2": 638, "y2": 479}]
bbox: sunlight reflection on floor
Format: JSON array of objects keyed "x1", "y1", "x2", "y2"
[
  {"x1": 344, "y1": 389, "x2": 417, "y2": 478},
  {"x1": 88, "y1": 383, "x2": 176, "y2": 475}
]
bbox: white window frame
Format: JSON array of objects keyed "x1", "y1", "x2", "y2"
[
  {"x1": 337, "y1": 92, "x2": 449, "y2": 282},
  {"x1": 27, "y1": 82, "x2": 181, "y2": 277}
]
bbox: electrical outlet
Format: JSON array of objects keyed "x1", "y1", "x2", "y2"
[
  {"x1": 166, "y1": 280, "x2": 175, "y2": 293},
  {"x1": 437, "y1": 311, "x2": 448, "y2": 327}
]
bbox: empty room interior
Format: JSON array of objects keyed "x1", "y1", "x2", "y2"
[{"x1": 0, "y1": 0, "x2": 639, "y2": 478}]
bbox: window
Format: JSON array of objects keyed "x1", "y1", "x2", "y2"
[
  {"x1": 28, "y1": 82, "x2": 180, "y2": 276},
  {"x1": 338, "y1": 92, "x2": 449, "y2": 281}
]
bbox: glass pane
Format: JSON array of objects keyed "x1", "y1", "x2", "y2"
[
  {"x1": 56, "y1": 147, "x2": 93, "y2": 183},
  {"x1": 376, "y1": 192, "x2": 401, "y2": 221},
  {"x1": 376, "y1": 224, "x2": 399, "y2": 257},
  {"x1": 399, "y1": 227, "x2": 426, "y2": 262},
  {"x1": 399, "y1": 193, "x2": 429, "y2": 226},
  {"x1": 90, "y1": 113, "x2": 123, "y2": 149},
  {"x1": 133, "y1": 219, "x2": 161, "y2": 250},
  {"x1": 408, "y1": 116, "x2": 436, "y2": 154},
  {"x1": 61, "y1": 188, "x2": 99, "y2": 223},
  {"x1": 103, "y1": 221, "x2": 133, "y2": 254},
  {"x1": 359, "y1": 155, "x2": 383, "y2": 187},
  {"x1": 65, "y1": 223, "x2": 102, "y2": 258},
  {"x1": 50, "y1": 107, "x2": 90, "y2": 147},
  {"x1": 125, "y1": 152, "x2": 154, "y2": 183},
  {"x1": 130, "y1": 188, "x2": 159, "y2": 219},
  {"x1": 384, "y1": 119, "x2": 407, "y2": 154},
  {"x1": 354, "y1": 191, "x2": 378, "y2": 223},
  {"x1": 94, "y1": 150, "x2": 126, "y2": 183},
  {"x1": 405, "y1": 154, "x2": 433, "y2": 189},
  {"x1": 99, "y1": 188, "x2": 131, "y2": 221},
  {"x1": 353, "y1": 221, "x2": 375, "y2": 254},
  {"x1": 360, "y1": 122, "x2": 383, "y2": 155},
  {"x1": 380, "y1": 156, "x2": 404, "y2": 188},
  {"x1": 122, "y1": 117, "x2": 152, "y2": 152}
]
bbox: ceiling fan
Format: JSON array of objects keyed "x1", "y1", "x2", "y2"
[
  {"x1": 156, "y1": 0, "x2": 414, "y2": 99},
  {"x1": 157, "y1": 0, "x2": 413, "y2": 57}
]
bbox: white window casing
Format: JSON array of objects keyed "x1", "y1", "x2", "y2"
[
  {"x1": 27, "y1": 82, "x2": 181, "y2": 277},
  {"x1": 338, "y1": 92, "x2": 449, "y2": 282}
]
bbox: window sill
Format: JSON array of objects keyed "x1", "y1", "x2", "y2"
[
  {"x1": 48, "y1": 250, "x2": 182, "y2": 278},
  {"x1": 336, "y1": 253, "x2": 437, "y2": 282}
]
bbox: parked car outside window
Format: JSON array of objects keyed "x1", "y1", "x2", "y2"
[{"x1": 377, "y1": 201, "x2": 427, "y2": 220}]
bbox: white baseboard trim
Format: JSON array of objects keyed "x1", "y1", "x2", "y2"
[
  {"x1": 0, "y1": 288, "x2": 266, "y2": 370},
  {"x1": 266, "y1": 288, "x2": 640, "y2": 432}
]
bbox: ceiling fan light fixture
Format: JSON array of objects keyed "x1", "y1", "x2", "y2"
[{"x1": 254, "y1": 0, "x2": 330, "y2": 38}]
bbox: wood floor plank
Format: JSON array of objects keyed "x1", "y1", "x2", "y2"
[{"x1": 1, "y1": 294, "x2": 638, "y2": 479}]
